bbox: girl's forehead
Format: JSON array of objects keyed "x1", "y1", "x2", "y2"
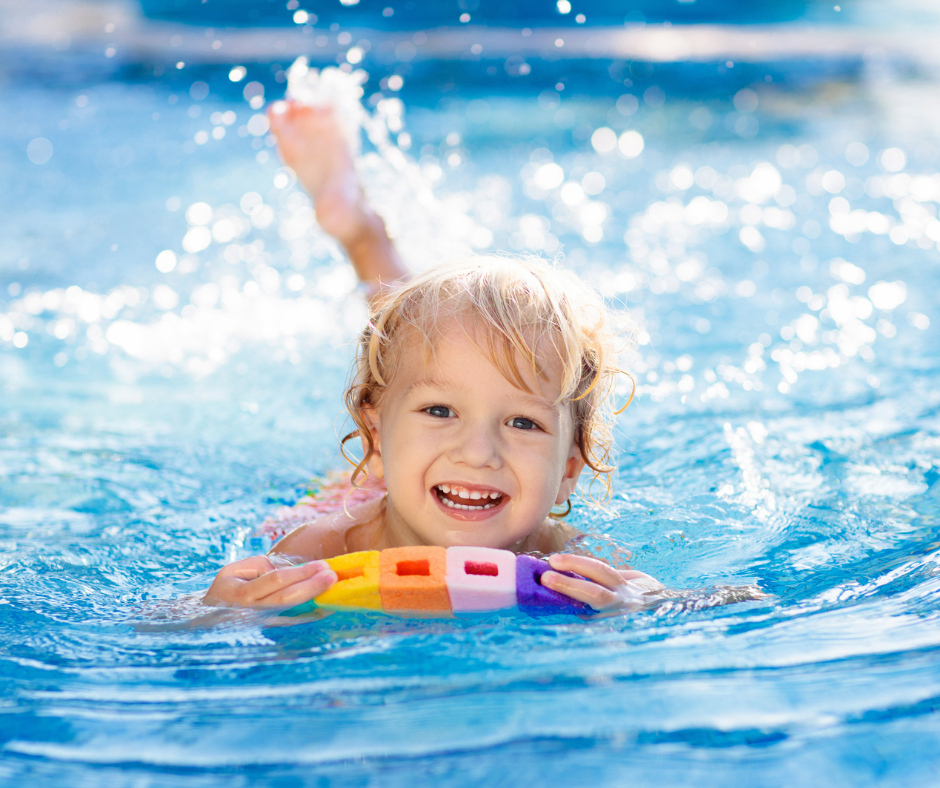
[{"x1": 395, "y1": 321, "x2": 567, "y2": 402}]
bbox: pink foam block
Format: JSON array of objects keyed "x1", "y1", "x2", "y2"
[{"x1": 445, "y1": 547, "x2": 517, "y2": 612}]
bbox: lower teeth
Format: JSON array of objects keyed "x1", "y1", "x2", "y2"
[{"x1": 439, "y1": 494, "x2": 497, "y2": 511}]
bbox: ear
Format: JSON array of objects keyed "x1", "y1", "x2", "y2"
[
  {"x1": 555, "y1": 439, "x2": 585, "y2": 505},
  {"x1": 360, "y1": 405, "x2": 385, "y2": 480}
]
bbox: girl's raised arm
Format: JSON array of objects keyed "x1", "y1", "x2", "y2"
[{"x1": 268, "y1": 102, "x2": 409, "y2": 301}]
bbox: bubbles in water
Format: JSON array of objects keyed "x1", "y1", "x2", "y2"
[
  {"x1": 189, "y1": 81, "x2": 209, "y2": 101},
  {"x1": 845, "y1": 141, "x2": 869, "y2": 166},
  {"x1": 26, "y1": 137, "x2": 53, "y2": 164},
  {"x1": 830, "y1": 258, "x2": 866, "y2": 285},
  {"x1": 879, "y1": 147, "x2": 907, "y2": 172},
  {"x1": 739, "y1": 225, "x2": 766, "y2": 252},
  {"x1": 733, "y1": 88, "x2": 759, "y2": 112},
  {"x1": 617, "y1": 94, "x2": 639, "y2": 116},
  {"x1": 868, "y1": 281, "x2": 907, "y2": 311},
  {"x1": 246, "y1": 114, "x2": 269, "y2": 136},
  {"x1": 821, "y1": 170, "x2": 846, "y2": 193},
  {"x1": 590, "y1": 127, "x2": 617, "y2": 154},
  {"x1": 186, "y1": 202, "x2": 213, "y2": 225},
  {"x1": 618, "y1": 130, "x2": 644, "y2": 158},
  {"x1": 155, "y1": 250, "x2": 177, "y2": 273},
  {"x1": 581, "y1": 172, "x2": 605, "y2": 195},
  {"x1": 182, "y1": 227, "x2": 211, "y2": 253},
  {"x1": 534, "y1": 162, "x2": 564, "y2": 190}
]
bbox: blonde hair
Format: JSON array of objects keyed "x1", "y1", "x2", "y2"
[{"x1": 342, "y1": 255, "x2": 635, "y2": 507}]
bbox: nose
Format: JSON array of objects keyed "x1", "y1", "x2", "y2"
[{"x1": 449, "y1": 422, "x2": 503, "y2": 470}]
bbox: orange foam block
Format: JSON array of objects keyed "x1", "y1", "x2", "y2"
[
  {"x1": 315, "y1": 550, "x2": 382, "y2": 610},
  {"x1": 445, "y1": 546, "x2": 517, "y2": 612},
  {"x1": 379, "y1": 546, "x2": 451, "y2": 613}
]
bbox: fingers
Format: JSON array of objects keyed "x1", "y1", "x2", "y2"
[
  {"x1": 203, "y1": 558, "x2": 337, "y2": 609},
  {"x1": 548, "y1": 553, "x2": 625, "y2": 588},
  {"x1": 253, "y1": 563, "x2": 338, "y2": 608},
  {"x1": 540, "y1": 571, "x2": 623, "y2": 612},
  {"x1": 237, "y1": 560, "x2": 313, "y2": 597},
  {"x1": 544, "y1": 554, "x2": 661, "y2": 613}
]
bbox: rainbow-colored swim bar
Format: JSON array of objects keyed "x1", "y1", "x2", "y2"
[{"x1": 284, "y1": 546, "x2": 592, "y2": 617}]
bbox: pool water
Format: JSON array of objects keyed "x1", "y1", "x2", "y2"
[{"x1": 2, "y1": 7, "x2": 940, "y2": 786}]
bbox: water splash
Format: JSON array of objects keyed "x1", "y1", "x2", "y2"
[
  {"x1": 284, "y1": 59, "x2": 368, "y2": 156},
  {"x1": 2, "y1": 65, "x2": 935, "y2": 410}
]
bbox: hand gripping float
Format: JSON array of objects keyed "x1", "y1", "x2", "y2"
[{"x1": 284, "y1": 546, "x2": 593, "y2": 617}]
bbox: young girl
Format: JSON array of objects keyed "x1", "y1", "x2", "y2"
[{"x1": 203, "y1": 100, "x2": 663, "y2": 615}]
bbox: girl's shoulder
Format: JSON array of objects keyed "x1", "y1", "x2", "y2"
[
  {"x1": 259, "y1": 473, "x2": 387, "y2": 562},
  {"x1": 270, "y1": 496, "x2": 386, "y2": 562},
  {"x1": 256, "y1": 472, "x2": 386, "y2": 541}
]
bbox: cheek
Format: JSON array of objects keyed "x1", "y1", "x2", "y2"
[
  {"x1": 518, "y1": 442, "x2": 568, "y2": 496},
  {"x1": 383, "y1": 423, "x2": 436, "y2": 480}
]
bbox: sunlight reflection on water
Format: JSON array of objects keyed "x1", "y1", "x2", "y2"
[{"x1": 1, "y1": 28, "x2": 940, "y2": 788}]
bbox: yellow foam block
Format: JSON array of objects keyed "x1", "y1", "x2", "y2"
[{"x1": 314, "y1": 550, "x2": 382, "y2": 610}]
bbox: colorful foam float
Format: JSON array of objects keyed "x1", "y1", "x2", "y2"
[{"x1": 284, "y1": 546, "x2": 592, "y2": 617}]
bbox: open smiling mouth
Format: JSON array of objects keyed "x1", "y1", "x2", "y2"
[{"x1": 435, "y1": 485, "x2": 505, "y2": 511}]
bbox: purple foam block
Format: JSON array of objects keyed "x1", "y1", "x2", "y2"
[{"x1": 515, "y1": 554, "x2": 592, "y2": 616}]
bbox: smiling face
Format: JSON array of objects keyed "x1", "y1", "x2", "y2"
[{"x1": 361, "y1": 320, "x2": 584, "y2": 550}]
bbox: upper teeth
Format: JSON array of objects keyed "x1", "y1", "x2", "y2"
[{"x1": 437, "y1": 485, "x2": 501, "y2": 500}]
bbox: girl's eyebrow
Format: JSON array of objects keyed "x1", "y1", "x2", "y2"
[{"x1": 406, "y1": 377, "x2": 447, "y2": 395}]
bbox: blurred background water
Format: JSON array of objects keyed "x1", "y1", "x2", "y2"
[{"x1": 2, "y1": 0, "x2": 940, "y2": 785}]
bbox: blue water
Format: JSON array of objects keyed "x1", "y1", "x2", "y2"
[{"x1": 2, "y1": 4, "x2": 940, "y2": 785}]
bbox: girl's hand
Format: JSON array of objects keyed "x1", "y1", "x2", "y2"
[
  {"x1": 541, "y1": 554, "x2": 664, "y2": 615},
  {"x1": 203, "y1": 555, "x2": 337, "y2": 609}
]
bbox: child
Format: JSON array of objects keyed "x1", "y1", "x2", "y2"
[{"x1": 202, "y1": 101, "x2": 663, "y2": 615}]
